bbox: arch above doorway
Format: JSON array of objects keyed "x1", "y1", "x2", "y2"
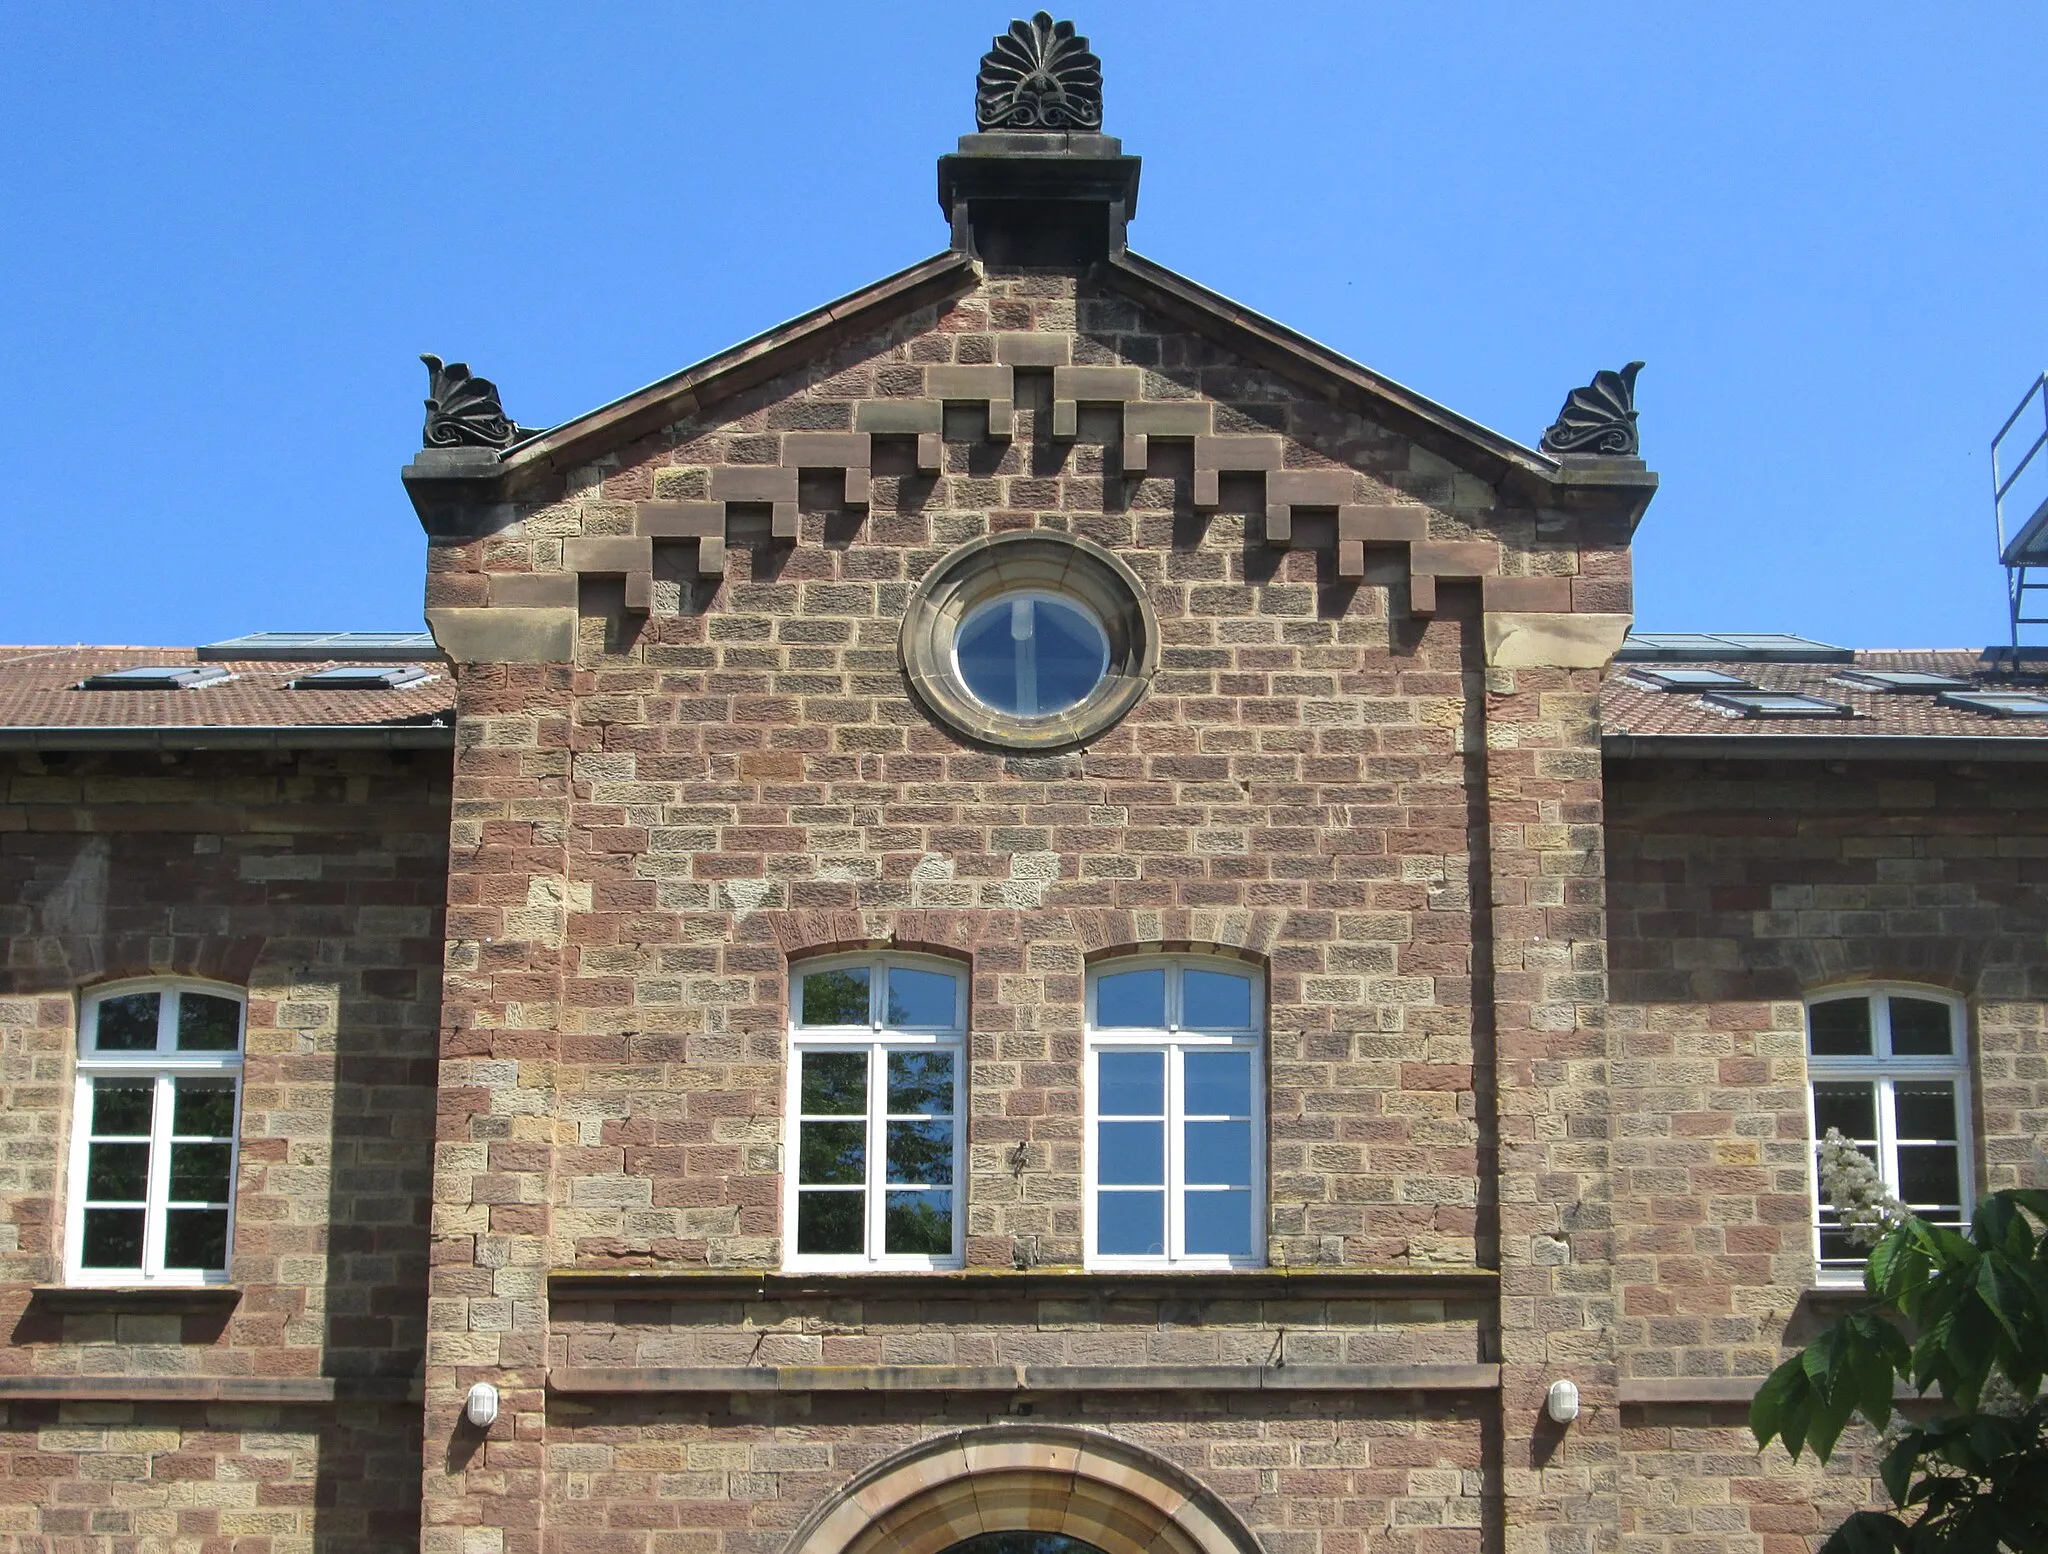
[{"x1": 785, "y1": 1425, "x2": 1264, "y2": 1554}]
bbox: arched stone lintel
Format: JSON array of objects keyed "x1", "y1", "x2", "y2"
[
  {"x1": 786, "y1": 1426, "x2": 1262, "y2": 1554},
  {"x1": 761, "y1": 910, "x2": 1028, "y2": 962},
  {"x1": 1071, "y1": 906, "x2": 1282, "y2": 963}
]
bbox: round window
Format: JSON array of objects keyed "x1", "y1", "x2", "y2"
[
  {"x1": 953, "y1": 591, "x2": 1111, "y2": 717},
  {"x1": 900, "y1": 531, "x2": 1158, "y2": 751}
]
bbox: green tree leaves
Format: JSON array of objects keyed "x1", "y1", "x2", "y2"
[{"x1": 1751, "y1": 1189, "x2": 2048, "y2": 1552}]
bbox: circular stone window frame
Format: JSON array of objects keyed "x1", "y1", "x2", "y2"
[{"x1": 901, "y1": 531, "x2": 1159, "y2": 752}]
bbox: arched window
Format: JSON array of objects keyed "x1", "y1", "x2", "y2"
[
  {"x1": 1085, "y1": 957, "x2": 1264, "y2": 1268},
  {"x1": 785, "y1": 954, "x2": 966, "y2": 1270},
  {"x1": 1804, "y1": 984, "x2": 1971, "y2": 1282},
  {"x1": 67, "y1": 980, "x2": 244, "y2": 1285}
]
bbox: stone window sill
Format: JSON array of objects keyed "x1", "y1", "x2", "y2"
[{"x1": 28, "y1": 1285, "x2": 242, "y2": 1316}]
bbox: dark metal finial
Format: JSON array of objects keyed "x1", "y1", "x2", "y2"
[
  {"x1": 975, "y1": 12, "x2": 1103, "y2": 131},
  {"x1": 1540, "y1": 362, "x2": 1645, "y2": 457},
  {"x1": 420, "y1": 354, "x2": 540, "y2": 450}
]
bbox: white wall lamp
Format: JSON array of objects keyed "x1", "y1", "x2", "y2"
[
  {"x1": 1544, "y1": 1378, "x2": 1581, "y2": 1425},
  {"x1": 464, "y1": 1381, "x2": 500, "y2": 1429}
]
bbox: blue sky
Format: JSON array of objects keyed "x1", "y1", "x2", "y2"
[{"x1": 5, "y1": 3, "x2": 2046, "y2": 649}]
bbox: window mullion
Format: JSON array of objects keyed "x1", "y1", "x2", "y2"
[
  {"x1": 1167, "y1": 1042, "x2": 1184, "y2": 1262},
  {"x1": 1876, "y1": 1075, "x2": 1900, "y2": 1207},
  {"x1": 869, "y1": 1041, "x2": 886, "y2": 1264},
  {"x1": 145, "y1": 1071, "x2": 172, "y2": 1280}
]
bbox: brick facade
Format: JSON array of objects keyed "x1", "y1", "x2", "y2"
[{"x1": 0, "y1": 747, "x2": 449, "y2": 1552}]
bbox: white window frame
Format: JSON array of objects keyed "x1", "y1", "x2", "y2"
[
  {"x1": 1084, "y1": 955, "x2": 1266, "y2": 1271},
  {"x1": 783, "y1": 953, "x2": 966, "y2": 1272},
  {"x1": 1803, "y1": 983, "x2": 1973, "y2": 1287},
  {"x1": 66, "y1": 979, "x2": 245, "y2": 1287}
]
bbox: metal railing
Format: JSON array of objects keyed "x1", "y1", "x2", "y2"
[{"x1": 1990, "y1": 372, "x2": 2048, "y2": 654}]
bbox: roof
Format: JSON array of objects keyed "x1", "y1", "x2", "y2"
[
  {"x1": 1603, "y1": 648, "x2": 2048, "y2": 761},
  {"x1": 0, "y1": 646, "x2": 455, "y2": 749}
]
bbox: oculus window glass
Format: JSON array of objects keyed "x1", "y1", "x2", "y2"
[
  {"x1": 1085, "y1": 957, "x2": 1264, "y2": 1268},
  {"x1": 1804, "y1": 986, "x2": 1971, "y2": 1283},
  {"x1": 785, "y1": 955, "x2": 966, "y2": 1269},
  {"x1": 901, "y1": 531, "x2": 1158, "y2": 751},
  {"x1": 67, "y1": 981, "x2": 244, "y2": 1285},
  {"x1": 954, "y1": 591, "x2": 1110, "y2": 717}
]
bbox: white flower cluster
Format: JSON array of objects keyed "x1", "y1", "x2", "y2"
[{"x1": 1816, "y1": 1127, "x2": 1908, "y2": 1247}]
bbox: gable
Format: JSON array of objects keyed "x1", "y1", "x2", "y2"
[{"x1": 413, "y1": 263, "x2": 1648, "y2": 676}]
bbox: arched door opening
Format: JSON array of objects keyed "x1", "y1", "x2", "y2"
[{"x1": 785, "y1": 1426, "x2": 1264, "y2": 1554}]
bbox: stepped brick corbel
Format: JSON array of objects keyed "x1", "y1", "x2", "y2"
[
  {"x1": 1192, "y1": 434, "x2": 1283, "y2": 509},
  {"x1": 1050, "y1": 365, "x2": 1143, "y2": 439},
  {"x1": 853, "y1": 400, "x2": 945, "y2": 474},
  {"x1": 637, "y1": 501, "x2": 728, "y2": 579},
  {"x1": 1119, "y1": 401, "x2": 1213, "y2": 474},
  {"x1": 924, "y1": 364, "x2": 1015, "y2": 440}
]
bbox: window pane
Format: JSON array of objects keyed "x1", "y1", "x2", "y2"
[
  {"x1": 86, "y1": 1142, "x2": 149, "y2": 1200},
  {"x1": 1185, "y1": 1121, "x2": 1251, "y2": 1187},
  {"x1": 1818, "y1": 1220, "x2": 1865, "y2": 1268},
  {"x1": 1097, "y1": 1051, "x2": 1163, "y2": 1116},
  {"x1": 1897, "y1": 1146, "x2": 1961, "y2": 1209},
  {"x1": 1812, "y1": 1082, "x2": 1877, "y2": 1141},
  {"x1": 887, "y1": 1051, "x2": 954, "y2": 1115},
  {"x1": 1185, "y1": 1050, "x2": 1252, "y2": 1116},
  {"x1": 163, "y1": 1208, "x2": 229, "y2": 1271},
  {"x1": 81, "y1": 1207, "x2": 145, "y2": 1269},
  {"x1": 886, "y1": 1120, "x2": 953, "y2": 1185},
  {"x1": 796, "y1": 1191, "x2": 864, "y2": 1254},
  {"x1": 173, "y1": 1080, "x2": 236, "y2": 1138},
  {"x1": 94, "y1": 993, "x2": 160, "y2": 1052},
  {"x1": 91, "y1": 1079, "x2": 154, "y2": 1136},
  {"x1": 176, "y1": 993, "x2": 240, "y2": 1052},
  {"x1": 1096, "y1": 970, "x2": 1165, "y2": 1029},
  {"x1": 1184, "y1": 1189, "x2": 1254, "y2": 1257},
  {"x1": 1808, "y1": 999, "x2": 1872, "y2": 1056},
  {"x1": 956, "y1": 594, "x2": 1109, "y2": 717},
  {"x1": 1096, "y1": 1190, "x2": 1164, "y2": 1256},
  {"x1": 800, "y1": 1051, "x2": 867, "y2": 1115},
  {"x1": 885, "y1": 1189, "x2": 952, "y2": 1255},
  {"x1": 885, "y1": 968, "x2": 958, "y2": 1029},
  {"x1": 169, "y1": 1142, "x2": 232, "y2": 1203},
  {"x1": 1894, "y1": 1082, "x2": 1958, "y2": 1142},
  {"x1": 1889, "y1": 997, "x2": 1954, "y2": 1056},
  {"x1": 798, "y1": 1121, "x2": 865, "y2": 1185},
  {"x1": 1098, "y1": 1121, "x2": 1163, "y2": 1186},
  {"x1": 1182, "y1": 970, "x2": 1252, "y2": 1029},
  {"x1": 801, "y1": 968, "x2": 870, "y2": 1027}
]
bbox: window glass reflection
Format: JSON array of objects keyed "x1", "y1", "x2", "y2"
[{"x1": 955, "y1": 593, "x2": 1110, "y2": 717}]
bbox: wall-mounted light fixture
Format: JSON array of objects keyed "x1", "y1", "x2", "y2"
[
  {"x1": 1545, "y1": 1379, "x2": 1580, "y2": 1425},
  {"x1": 464, "y1": 1381, "x2": 500, "y2": 1429}
]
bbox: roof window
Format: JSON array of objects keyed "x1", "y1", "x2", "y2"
[
  {"x1": 77, "y1": 666, "x2": 232, "y2": 691},
  {"x1": 197, "y1": 632, "x2": 440, "y2": 663},
  {"x1": 1832, "y1": 669, "x2": 1974, "y2": 693},
  {"x1": 288, "y1": 665, "x2": 437, "y2": 690},
  {"x1": 1617, "y1": 632, "x2": 1852, "y2": 664},
  {"x1": 1626, "y1": 667, "x2": 1758, "y2": 691},
  {"x1": 1701, "y1": 691, "x2": 1854, "y2": 719},
  {"x1": 1937, "y1": 690, "x2": 2048, "y2": 718}
]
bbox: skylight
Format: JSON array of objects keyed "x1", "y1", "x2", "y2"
[
  {"x1": 1626, "y1": 667, "x2": 1758, "y2": 691},
  {"x1": 197, "y1": 632, "x2": 440, "y2": 663},
  {"x1": 78, "y1": 665, "x2": 233, "y2": 691},
  {"x1": 1831, "y1": 670, "x2": 1974, "y2": 693},
  {"x1": 1617, "y1": 632, "x2": 1853, "y2": 664},
  {"x1": 1938, "y1": 690, "x2": 2048, "y2": 718},
  {"x1": 289, "y1": 665, "x2": 437, "y2": 690},
  {"x1": 1701, "y1": 691, "x2": 1855, "y2": 719}
]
